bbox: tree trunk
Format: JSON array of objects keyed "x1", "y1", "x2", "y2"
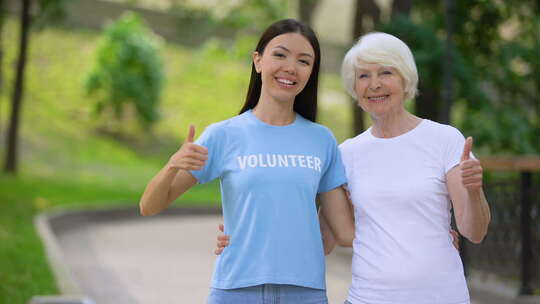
[
  {"x1": 391, "y1": 0, "x2": 413, "y2": 17},
  {"x1": 0, "y1": 0, "x2": 5, "y2": 127},
  {"x1": 350, "y1": 0, "x2": 381, "y2": 135},
  {"x1": 415, "y1": 85, "x2": 439, "y2": 122},
  {"x1": 4, "y1": 0, "x2": 32, "y2": 174},
  {"x1": 298, "y1": 0, "x2": 320, "y2": 27},
  {"x1": 440, "y1": 0, "x2": 454, "y2": 124}
]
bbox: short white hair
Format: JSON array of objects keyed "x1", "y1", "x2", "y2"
[{"x1": 341, "y1": 32, "x2": 418, "y2": 101}]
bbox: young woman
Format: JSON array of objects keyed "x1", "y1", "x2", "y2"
[{"x1": 139, "y1": 19, "x2": 354, "y2": 304}]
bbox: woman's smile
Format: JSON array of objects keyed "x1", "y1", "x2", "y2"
[
  {"x1": 366, "y1": 94, "x2": 390, "y2": 103},
  {"x1": 275, "y1": 77, "x2": 297, "y2": 88}
]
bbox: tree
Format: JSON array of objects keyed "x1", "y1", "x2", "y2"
[
  {"x1": 4, "y1": 0, "x2": 31, "y2": 173},
  {"x1": 413, "y1": 0, "x2": 540, "y2": 154},
  {"x1": 391, "y1": 0, "x2": 412, "y2": 17},
  {"x1": 440, "y1": 0, "x2": 455, "y2": 124},
  {"x1": 84, "y1": 12, "x2": 165, "y2": 132},
  {"x1": 3, "y1": 0, "x2": 69, "y2": 174},
  {"x1": 0, "y1": 0, "x2": 6, "y2": 131},
  {"x1": 0, "y1": 0, "x2": 5, "y2": 101}
]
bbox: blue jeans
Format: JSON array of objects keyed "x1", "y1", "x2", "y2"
[{"x1": 207, "y1": 284, "x2": 328, "y2": 304}]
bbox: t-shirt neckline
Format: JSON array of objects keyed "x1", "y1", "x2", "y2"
[
  {"x1": 246, "y1": 109, "x2": 299, "y2": 128},
  {"x1": 366, "y1": 119, "x2": 427, "y2": 141}
]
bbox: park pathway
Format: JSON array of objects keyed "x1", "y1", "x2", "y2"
[{"x1": 54, "y1": 213, "x2": 512, "y2": 304}]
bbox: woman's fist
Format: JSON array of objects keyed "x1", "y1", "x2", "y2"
[{"x1": 168, "y1": 125, "x2": 208, "y2": 171}]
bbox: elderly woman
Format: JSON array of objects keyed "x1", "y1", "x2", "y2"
[{"x1": 333, "y1": 32, "x2": 491, "y2": 304}]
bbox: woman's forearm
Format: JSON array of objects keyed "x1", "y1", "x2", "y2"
[
  {"x1": 448, "y1": 140, "x2": 491, "y2": 244},
  {"x1": 139, "y1": 165, "x2": 180, "y2": 216},
  {"x1": 460, "y1": 189, "x2": 491, "y2": 243},
  {"x1": 318, "y1": 187, "x2": 355, "y2": 246},
  {"x1": 319, "y1": 209, "x2": 338, "y2": 255},
  {"x1": 140, "y1": 125, "x2": 207, "y2": 216}
]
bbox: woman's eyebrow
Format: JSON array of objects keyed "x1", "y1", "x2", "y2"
[{"x1": 274, "y1": 45, "x2": 313, "y2": 58}]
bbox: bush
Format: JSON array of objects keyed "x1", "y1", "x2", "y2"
[{"x1": 85, "y1": 12, "x2": 165, "y2": 131}]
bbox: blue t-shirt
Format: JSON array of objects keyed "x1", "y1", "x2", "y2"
[{"x1": 190, "y1": 110, "x2": 347, "y2": 290}]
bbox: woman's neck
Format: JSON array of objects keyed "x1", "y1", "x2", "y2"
[
  {"x1": 252, "y1": 95, "x2": 295, "y2": 126},
  {"x1": 370, "y1": 109, "x2": 421, "y2": 138}
]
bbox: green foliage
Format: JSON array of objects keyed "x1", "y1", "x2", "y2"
[
  {"x1": 454, "y1": 1, "x2": 540, "y2": 154},
  {"x1": 85, "y1": 12, "x2": 165, "y2": 130},
  {"x1": 395, "y1": 1, "x2": 540, "y2": 155}
]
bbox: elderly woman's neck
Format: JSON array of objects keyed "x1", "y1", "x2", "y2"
[{"x1": 370, "y1": 110, "x2": 421, "y2": 139}]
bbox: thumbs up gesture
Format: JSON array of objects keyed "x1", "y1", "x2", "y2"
[
  {"x1": 459, "y1": 137, "x2": 483, "y2": 193},
  {"x1": 168, "y1": 125, "x2": 208, "y2": 171}
]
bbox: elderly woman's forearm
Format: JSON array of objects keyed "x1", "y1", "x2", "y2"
[{"x1": 460, "y1": 189, "x2": 491, "y2": 243}]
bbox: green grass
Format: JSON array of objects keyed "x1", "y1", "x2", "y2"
[{"x1": 0, "y1": 14, "x2": 351, "y2": 302}]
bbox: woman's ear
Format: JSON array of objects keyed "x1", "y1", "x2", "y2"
[{"x1": 252, "y1": 51, "x2": 262, "y2": 73}]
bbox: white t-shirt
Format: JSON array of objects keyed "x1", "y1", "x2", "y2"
[{"x1": 339, "y1": 119, "x2": 470, "y2": 304}]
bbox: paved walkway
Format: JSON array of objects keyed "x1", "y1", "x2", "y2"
[{"x1": 55, "y1": 214, "x2": 515, "y2": 304}]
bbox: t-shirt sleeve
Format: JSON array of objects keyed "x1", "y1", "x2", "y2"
[
  {"x1": 318, "y1": 134, "x2": 347, "y2": 193},
  {"x1": 338, "y1": 141, "x2": 352, "y2": 188},
  {"x1": 443, "y1": 126, "x2": 467, "y2": 174},
  {"x1": 189, "y1": 124, "x2": 225, "y2": 184}
]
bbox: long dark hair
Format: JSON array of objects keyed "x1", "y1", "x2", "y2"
[{"x1": 239, "y1": 19, "x2": 321, "y2": 122}]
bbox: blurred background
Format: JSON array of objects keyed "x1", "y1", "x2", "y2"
[{"x1": 0, "y1": 0, "x2": 538, "y2": 303}]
